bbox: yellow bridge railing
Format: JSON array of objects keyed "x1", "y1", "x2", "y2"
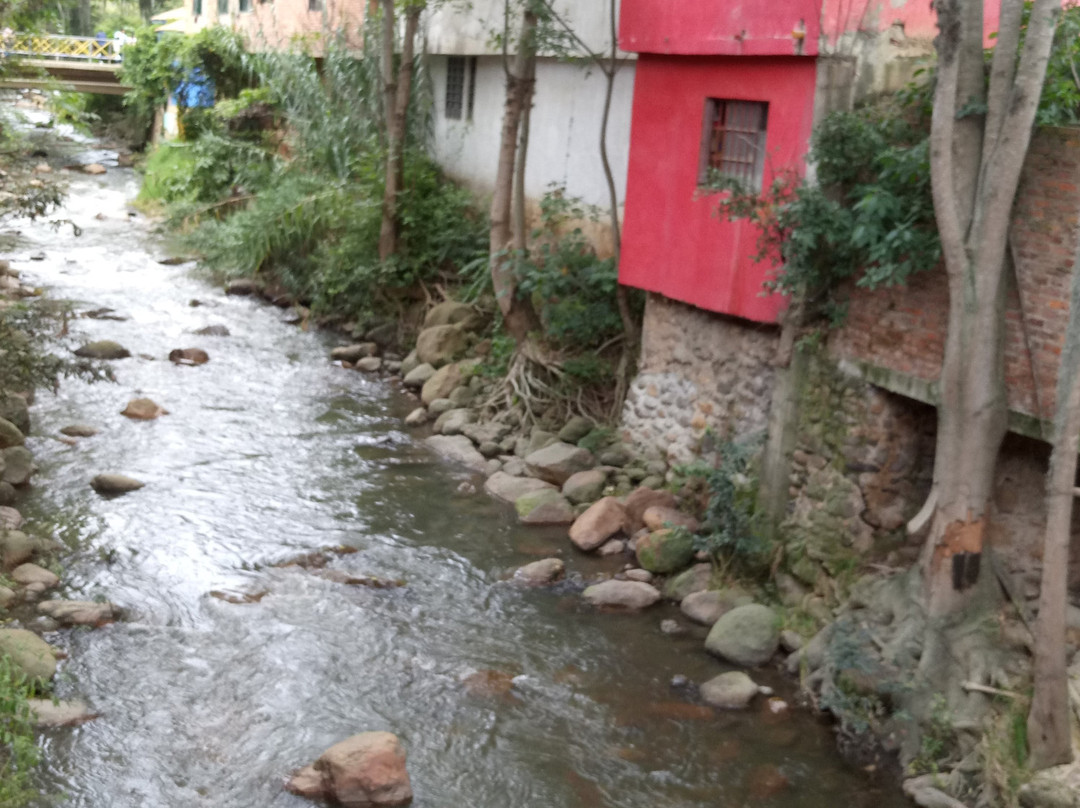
[{"x1": 2, "y1": 33, "x2": 123, "y2": 61}]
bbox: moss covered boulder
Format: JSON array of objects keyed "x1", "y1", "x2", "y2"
[
  {"x1": 635, "y1": 528, "x2": 695, "y2": 574},
  {"x1": 0, "y1": 628, "x2": 57, "y2": 681},
  {"x1": 704, "y1": 604, "x2": 780, "y2": 668}
]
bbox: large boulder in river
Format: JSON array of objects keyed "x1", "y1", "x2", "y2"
[
  {"x1": 484, "y1": 472, "x2": 555, "y2": 504},
  {"x1": 37, "y1": 600, "x2": 118, "y2": 627},
  {"x1": 60, "y1": 424, "x2": 98, "y2": 438},
  {"x1": 420, "y1": 363, "x2": 461, "y2": 405},
  {"x1": 425, "y1": 435, "x2": 487, "y2": 473},
  {"x1": 524, "y1": 442, "x2": 594, "y2": 485},
  {"x1": 11, "y1": 563, "x2": 59, "y2": 589},
  {"x1": 286, "y1": 731, "x2": 413, "y2": 808},
  {"x1": 583, "y1": 580, "x2": 660, "y2": 610},
  {"x1": 403, "y1": 363, "x2": 436, "y2": 389},
  {"x1": 415, "y1": 324, "x2": 467, "y2": 367},
  {"x1": 0, "y1": 392, "x2": 30, "y2": 434},
  {"x1": 624, "y1": 487, "x2": 678, "y2": 532},
  {"x1": 705, "y1": 604, "x2": 781, "y2": 668},
  {"x1": 562, "y1": 468, "x2": 607, "y2": 504},
  {"x1": 700, "y1": 671, "x2": 759, "y2": 709},
  {"x1": 681, "y1": 589, "x2": 754, "y2": 626},
  {"x1": 331, "y1": 343, "x2": 377, "y2": 363},
  {"x1": 569, "y1": 497, "x2": 630, "y2": 552},
  {"x1": 513, "y1": 558, "x2": 564, "y2": 585},
  {"x1": 663, "y1": 563, "x2": 714, "y2": 601},
  {"x1": 2, "y1": 446, "x2": 35, "y2": 486},
  {"x1": 73, "y1": 340, "x2": 130, "y2": 360},
  {"x1": 90, "y1": 473, "x2": 145, "y2": 495},
  {"x1": 0, "y1": 417, "x2": 25, "y2": 449},
  {"x1": 0, "y1": 628, "x2": 57, "y2": 681},
  {"x1": 423, "y1": 301, "x2": 482, "y2": 331},
  {"x1": 1, "y1": 530, "x2": 36, "y2": 569},
  {"x1": 168, "y1": 348, "x2": 210, "y2": 365},
  {"x1": 635, "y1": 528, "x2": 695, "y2": 574},
  {"x1": 433, "y1": 408, "x2": 475, "y2": 436},
  {"x1": 121, "y1": 398, "x2": 168, "y2": 420}
]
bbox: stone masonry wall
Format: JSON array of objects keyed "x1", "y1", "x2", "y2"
[
  {"x1": 830, "y1": 127, "x2": 1080, "y2": 424},
  {"x1": 621, "y1": 294, "x2": 778, "y2": 465}
]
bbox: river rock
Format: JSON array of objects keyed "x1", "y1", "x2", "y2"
[
  {"x1": 447, "y1": 386, "x2": 474, "y2": 407},
  {"x1": 597, "y1": 538, "x2": 626, "y2": 556},
  {"x1": 194, "y1": 324, "x2": 230, "y2": 336},
  {"x1": 428, "y1": 399, "x2": 454, "y2": 415},
  {"x1": 421, "y1": 363, "x2": 461, "y2": 405},
  {"x1": 624, "y1": 568, "x2": 653, "y2": 583},
  {"x1": 700, "y1": 671, "x2": 759, "y2": 709},
  {"x1": 433, "y1": 408, "x2": 475, "y2": 436},
  {"x1": 90, "y1": 473, "x2": 145, "y2": 495},
  {"x1": 598, "y1": 444, "x2": 633, "y2": 467},
  {"x1": 425, "y1": 435, "x2": 487, "y2": 473},
  {"x1": 121, "y1": 398, "x2": 168, "y2": 420},
  {"x1": 415, "y1": 324, "x2": 467, "y2": 367},
  {"x1": 0, "y1": 482, "x2": 13, "y2": 505},
  {"x1": 0, "y1": 393, "x2": 29, "y2": 434},
  {"x1": 331, "y1": 343, "x2": 377, "y2": 363},
  {"x1": 355, "y1": 357, "x2": 382, "y2": 372},
  {"x1": 780, "y1": 629, "x2": 804, "y2": 653},
  {"x1": 513, "y1": 558, "x2": 565, "y2": 585},
  {"x1": 27, "y1": 698, "x2": 97, "y2": 727},
  {"x1": 403, "y1": 408, "x2": 427, "y2": 427},
  {"x1": 0, "y1": 529, "x2": 34, "y2": 566},
  {"x1": 225, "y1": 278, "x2": 259, "y2": 295},
  {"x1": 484, "y1": 472, "x2": 555, "y2": 504},
  {"x1": 462, "y1": 422, "x2": 511, "y2": 445},
  {"x1": 681, "y1": 589, "x2": 753, "y2": 626},
  {"x1": 0, "y1": 507, "x2": 22, "y2": 530},
  {"x1": 569, "y1": 497, "x2": 630, "y2": 552},
  {"x1": 705, "y1": 604, "x2": 781, "y2": 668},
  {"x1": 562, "y1": 468, "x2": 607, "y2": 504},
  {"x1": 635, "y1": 528, "x2": 695, "y2": 574},
  {"x1": 38, "y1": 599, "x2": 118, "y2": 626},
  {"x1": 60, "y1": 424, "x2": 98, "y2": 438},
  {"x1": 11, "y1": 563, "x2": 59, "y2": 588},
  {"x1": 168, "y1": 347, "x2": 210, "y2": 365},
  {"x1": 286, "y1": 731, "x2": 413, "y2": 808},
  {"x1": 583, "y1": 580, "x2": 661, "y2": 610},
  {"x1": 2, "y1": 446, "x2": 34, "y2": 485},
  {"x1": 83, "y1": 163, "x2": 107, "y2": 175},
  {"x1": 524, "y1": 442, "x2": 594, "y2": 486},
  {"x1": 73, "y1": 340, "x2": 130, "y2": 359},
  {"x1": 515, "y1": 489, "x2": 575, "y2": 525},
  {"x1": 423, "y1": 300, "x2": 481, "y2": 330},
  {"x1": 402, "y1": 363, "x2": 435, "y2": 389},
  {"x1": 0, "y1": 585, "x2": 14, "y2": 608},
  {"x1": 0, "y1": 416, "x2": 24, "y2": 448},
  {"x1": 643, "y1": 506, "x2": 699, "y2": 533},
  {"x1": 624, "y1": 487, "x2": 678, "y2": 531},
  {"x1": 663, "y1": 563, "x2": 714, "y2": 601},
  {"x1": 525, "y1": 429, "x2": 559, "y2": 457},
  {"x1": 0, "y1": 628, "x2": 56, "y2": 681},
  {"x1": 557, "y1": 416, "x2": 593, "y2": 444},
  {"x1": 399, "y1": 350, "x2": 420, "y2": 376}
]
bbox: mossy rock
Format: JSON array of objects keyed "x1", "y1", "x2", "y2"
[
  {"x1": 635, "y1": 528, "x2": 695, "y2": 574},
  {"x1": 0, "y1": 628, "x2": 57, "y2": 682}
]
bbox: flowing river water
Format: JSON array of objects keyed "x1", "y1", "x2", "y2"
[{"x1": 6, "y1": 110, "x2": 909, "y2": 808}]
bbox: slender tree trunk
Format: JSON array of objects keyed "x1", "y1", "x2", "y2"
[
  {"x1": 1028, "y1": 227, "x2": 1080, "y2": 771},
  {"x1": 378, "y1": 2, "x2": 421, "y2": 261},
  {"x1": 920, "y1": 0, "x2": 1059, "y2": 689},
  {"x1": 512, "y1": 49, "x2": 534, "y2": 254},
  {"x1": 490, "y1": 8, "x2": 541, "y2": 342}
]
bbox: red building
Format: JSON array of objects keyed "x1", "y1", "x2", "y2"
[{"x1": 617, "y1": 0, "x2": 997, "y2": 323}]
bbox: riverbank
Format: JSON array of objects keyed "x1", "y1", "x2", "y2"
[{"x1": 0, "y1": 105, "x2": 921, "y2": 807}]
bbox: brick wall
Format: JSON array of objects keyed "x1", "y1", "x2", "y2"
[{"x1": 829, "y1": 127, "x2": 1080, "y2": 429}]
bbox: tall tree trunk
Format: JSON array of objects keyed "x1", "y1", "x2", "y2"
[
  {"x1": 1028, "y1": 227, "x2": 1080, "y2": 771},
  {"x1": 490, "y1": 8, "x2": 541, "y2": 342},
  {"x1": 378, "y1": 2, "x2": 421, "y2": 261},
  {"x1": 920, "y1": 0, "x2": 1059, "y2": 690},
  {"x1": 511, "y1": 48, "x2": 534, "y2": 254}
]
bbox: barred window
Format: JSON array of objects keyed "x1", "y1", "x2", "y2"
[
  {"x1": 699, "y1": 99, "x2": 769, "y2": 192},
  {"x1": 446, "y1": 56, "x2": 466, "y2": 119},
  {"x1": 239, "y1": 0, "x2": 251, "y2": 12}
]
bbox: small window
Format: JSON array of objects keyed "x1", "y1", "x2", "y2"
[
  {"x1": 308, "y1": 0, "x2": 323, "y2": 11},
  {"x1": 193, "y1": 0, "x2": 202, "y2": 14},
  {"x1": 239, "y1": 0, "x2": 251, "y2": 11},
  {"x1": 446, "y1": 56, "x2": 465, "y2": 119},
  {"x1": 466, "y1": 56, "x2": 477, "y2": 120},
  {"x1": 699, "y1": 99, "x2": 768, "y2": 192},
  {"x1": 217, "y1": 0, "x2": 228, "y2": 14}
]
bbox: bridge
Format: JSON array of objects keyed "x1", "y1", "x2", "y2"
[{"x1": 0, "y1": 34, "x2": 131, "y2": 95}]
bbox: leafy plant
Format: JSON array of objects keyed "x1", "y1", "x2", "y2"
[
  {"x1": 0, "y1": 654, "x2": 42, "y2": 808},
  {"x1": 0, "y1": 301, "x2": 108, "y2": 393}
]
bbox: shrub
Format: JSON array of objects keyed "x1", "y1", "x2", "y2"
[{"x1": 0, "y1": 655, "x2": 42, "y2": 808}]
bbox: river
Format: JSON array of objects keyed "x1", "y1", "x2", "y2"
[{"x1": 5, "y1": 105, "x2": 908, "y2": 808}]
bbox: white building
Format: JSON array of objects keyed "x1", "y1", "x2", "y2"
[{"x1": 423, "y1": 0, "x2": 635, "y2": 216}]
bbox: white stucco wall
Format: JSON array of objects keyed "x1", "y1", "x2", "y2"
[{"x1": 428, "y1": 54, "x2": 635, "y2": 210}]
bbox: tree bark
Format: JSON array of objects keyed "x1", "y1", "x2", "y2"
[
  {"x1": 490, "y1": 8, "x2": 541, "y2": 342},
  {"x1": 1027, "y1": 226, "x2": 1080, "y2": 771},
  {"x1": 378, "y1": 2, "x2": 421, "y2": 261},
  {"x1": 920, "y1": 0, "x2": 1059, "y2": 682}
]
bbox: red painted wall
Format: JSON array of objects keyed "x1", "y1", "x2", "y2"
[
  {"x1": 820, "y1": 0, "x2": 1000, "y2": 44},
  {"x1": 620, "y1": 0, "x2": 822, "y2": 56},
  {"x1": 619, "y1": 55, "x2": 817, "y2": 323}
]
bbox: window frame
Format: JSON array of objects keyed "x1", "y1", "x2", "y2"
[
  {"x1": 698, "y1": 98, "x2": 769, "y2": 193},
  {"x1": 445, "y1": 55, "x2": 466, "y2": 120},
  {"x1": 217, "y1": 0, "x2": 228, "y2": 14},
  {"x1": 238, "y1": 0, "x2": 251, "y2": 12}
]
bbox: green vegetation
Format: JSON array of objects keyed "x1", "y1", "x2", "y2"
[
  {"x1": 0, "y1": 301, "x2": 108, "y2": 393},
  {"x1": 0, "y1": 655, "x2": 42, "y2": 808}
]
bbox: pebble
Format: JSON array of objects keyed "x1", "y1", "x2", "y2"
[
  {"x1": 670, "y1": 674, "x2": 689, "y2": 689},
  {"x1": 660, "y1": 619, "x2": 684, "y2": 635}
]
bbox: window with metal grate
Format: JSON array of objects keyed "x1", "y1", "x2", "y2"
[
  {"x1": 445, "y1": 56, "x2": 465, "y2": 120},
  {"x1": 698, "y1": 99, "x2": 769, "y2": 192}
]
